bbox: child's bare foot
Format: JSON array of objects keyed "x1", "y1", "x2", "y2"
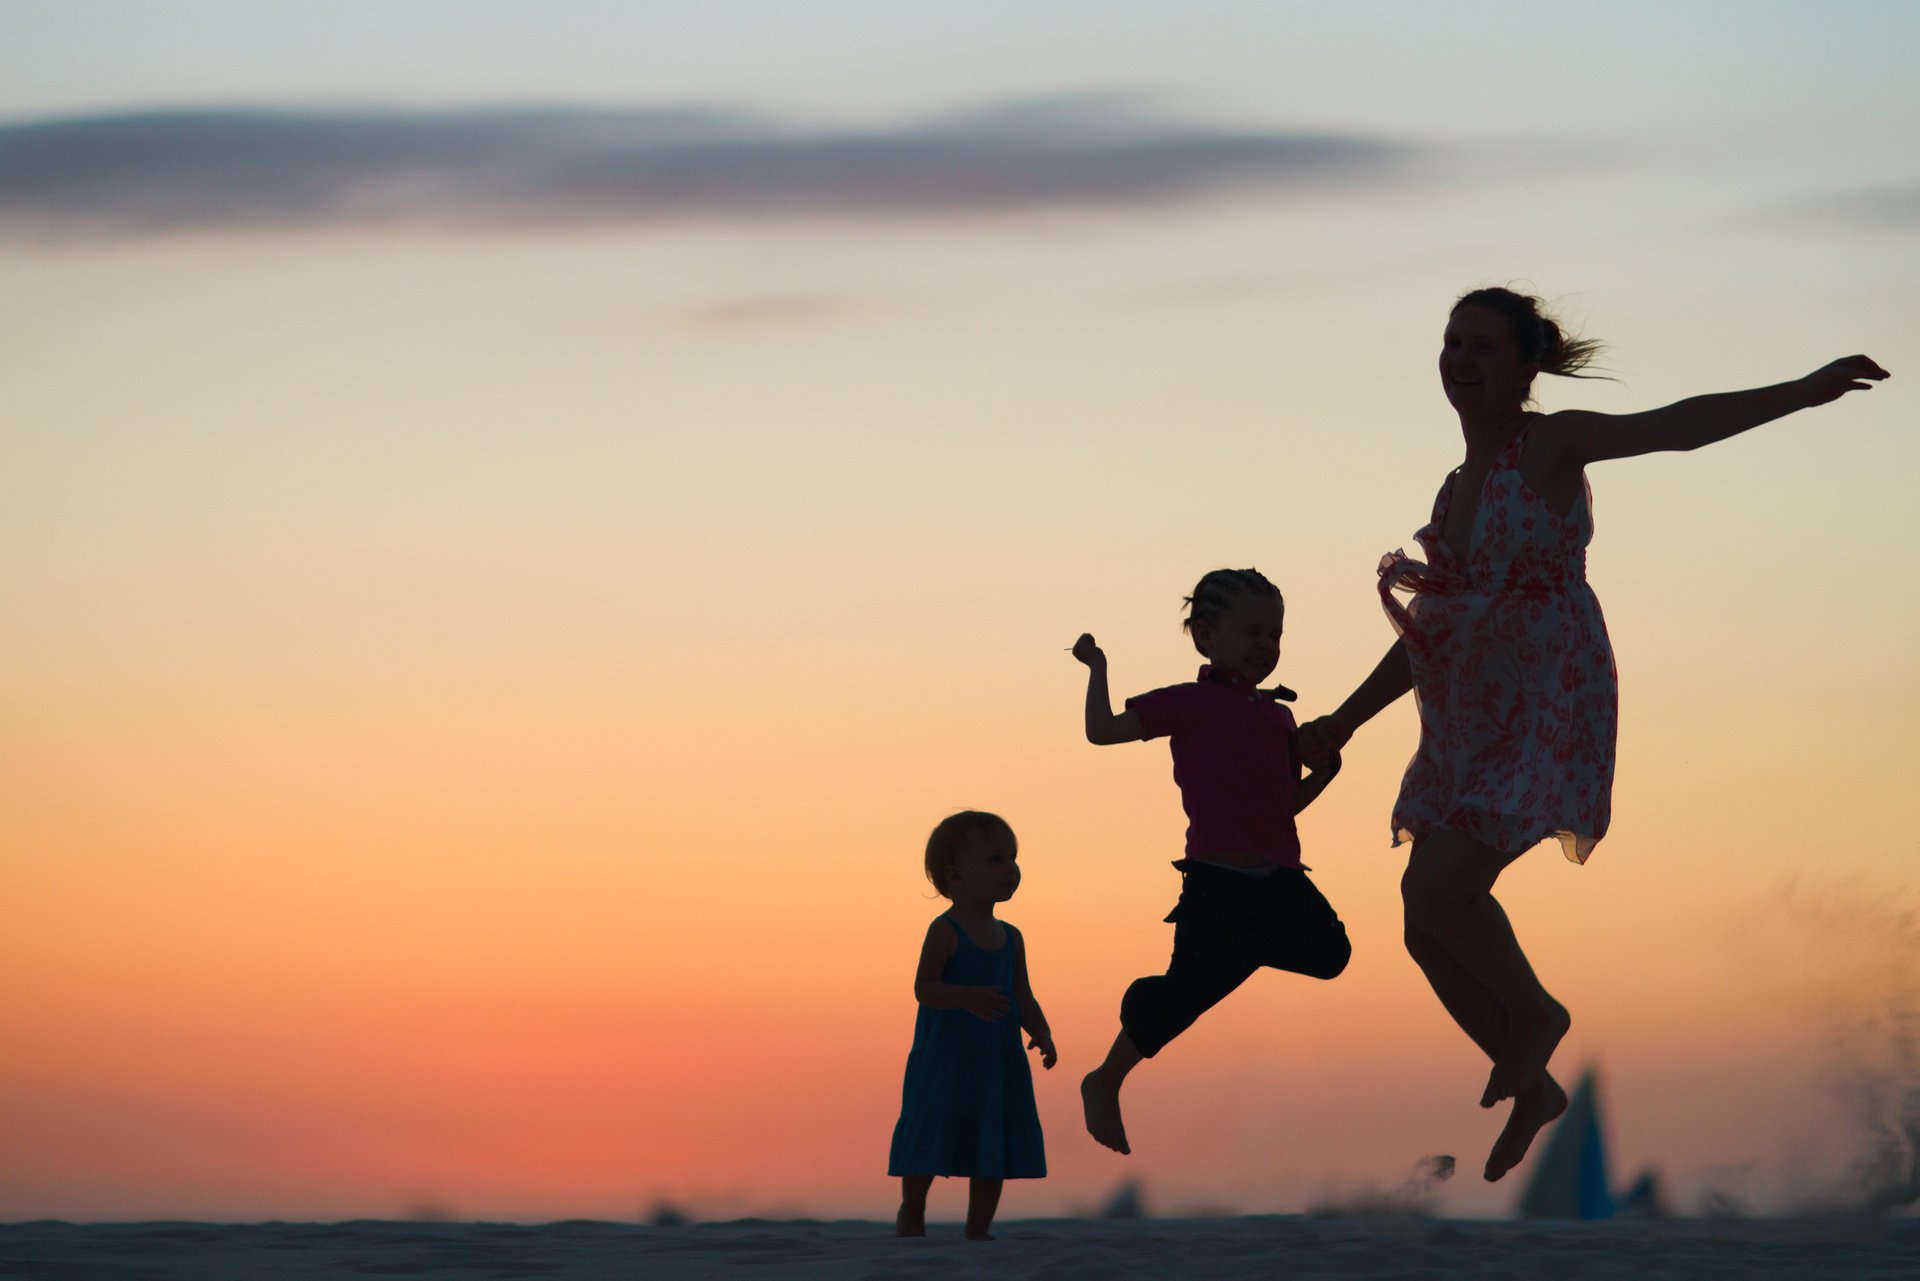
[
  {"x1": 894, "y1": 1204, "x2": 925, "y2": 1237},
  {"x1": 1081, "y1": 1069, "x2": 1132, "y2": 1154},
  {"x1": 1484, "y1": 1074, "x2": 1567, "y2": 1181},
  {"x1": 1481, "y1": 998, "x2": 1569, "y2": 1106}
]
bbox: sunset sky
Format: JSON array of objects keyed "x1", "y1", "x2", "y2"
[{"x1": 3, "y1": 1, "x2": 1916, "y2": 1222}]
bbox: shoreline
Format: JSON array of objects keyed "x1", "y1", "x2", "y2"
[{"x1": 4, "y1": 1213, "x2": 1915, "y2": 1280}]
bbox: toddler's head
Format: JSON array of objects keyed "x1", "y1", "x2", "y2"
[
  {"x1": 1182, "y1": 568, "x2": 1284, "y2": 686},
  {"x1": 924, "y1": 810, "x2": 1019, "y2": 904}
]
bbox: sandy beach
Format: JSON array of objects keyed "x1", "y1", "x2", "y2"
[{"x1": 3, "y1": 1215, "x2": 1915, "y2": 1280}]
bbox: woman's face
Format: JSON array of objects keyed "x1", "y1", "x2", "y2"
[{"x1": 1439, "y1": 304, "x2": 1536, "y2": 416}]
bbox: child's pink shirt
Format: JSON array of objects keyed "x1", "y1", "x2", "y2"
[{"x1": 1125, "y1": 665, "x2": 1302, "y2": 868}]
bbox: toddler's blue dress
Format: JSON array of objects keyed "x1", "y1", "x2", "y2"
[{"x1": 887, "y1": 914, "x2": 1046, "y2": 1179}]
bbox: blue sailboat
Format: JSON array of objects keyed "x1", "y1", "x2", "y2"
[{"x1": 1517, "y1": 1067, "x2": 1661, "y2": 1219}]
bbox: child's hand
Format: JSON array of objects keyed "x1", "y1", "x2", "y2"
[
  {"x1": 1304, "y1": 747, "x2": 1342, "y2": 775},
  {"x1": 1071, "y1": 633, "x2": 1105, "y2": 668},
  {"x1": 960, "y1": 986, "x2": 1011, "y2": 1022},
  {"x1": 1028, "y1": 1030, "x2": 1058, "y2": 1070},
  {"x1": 1296, "y1": 714, "x2": 1352, "y2": 762}
]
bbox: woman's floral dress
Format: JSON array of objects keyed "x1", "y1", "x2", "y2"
[{"x1": 1378, "y1": 425, "x2": 1616, "y2": 862}]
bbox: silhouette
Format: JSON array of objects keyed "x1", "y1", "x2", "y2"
[
  {"x1": 888, "y1": 811, "x2": 1055, "y2": 1241},
  {"x1": 1297, "y1": 286, "x2": 1890, "y2": 1181},
  {"x1": 1073, "y1": 569, "x2": 1350, "y2": 1156}
]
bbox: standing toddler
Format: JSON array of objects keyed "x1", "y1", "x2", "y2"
[{"x1": 888, "y1": 810, "x2": 1055, "y2": 1240}]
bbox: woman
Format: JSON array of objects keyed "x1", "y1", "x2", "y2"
[{"x1": 1297, "y1": 287, "x2": 1887, "y2": 1180}]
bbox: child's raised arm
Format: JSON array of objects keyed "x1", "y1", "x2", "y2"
[
  {"x1": 1071, "y1": 633, "x2": 1144, "y2": 745},
  {"x1": 1010, "y1": 927, "x2": 1056, "y2": 1069},
  {"x1": 913, "y1": 919, "x2": 1009, "y2": 1022}
]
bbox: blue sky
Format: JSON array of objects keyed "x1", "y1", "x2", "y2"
[{"x1": 4, "y1": 1, "x2": 1916, "y2": 148}]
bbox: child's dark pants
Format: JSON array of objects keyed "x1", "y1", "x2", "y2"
[{"x1": 1120, "y1": 859, "x2": 1351, "y2": 1058}]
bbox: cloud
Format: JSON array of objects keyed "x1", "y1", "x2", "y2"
[
  {"x1": 1769, "y1": 186, "x2": 1920, "y2": 232},
  {"x1": 0, "y1": 96, "x2": 1418, "y2": 240},
  {"x1": 672, "y1": 292, "x2": 891, "y2": 330}
]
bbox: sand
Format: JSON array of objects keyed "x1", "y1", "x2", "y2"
[{"x1": 3, "y1": 1215, "x2": 1915, "y2": 1279}]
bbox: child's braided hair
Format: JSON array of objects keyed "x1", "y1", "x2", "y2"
[{"x1": 1182, "y1": 568, "x2": 1282, "y2": 656}]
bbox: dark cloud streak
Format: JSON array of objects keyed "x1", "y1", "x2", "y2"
[
  {"x1": 0, "y1": 98, "x2": 1417, "y2": 239},
  {"x1": 1780, "y1": 186, "x2": 1920, "y2": 232}
]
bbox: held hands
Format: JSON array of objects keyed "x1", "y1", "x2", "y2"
[
  {"x1": 1295, "y1": 714, "x2": 1353, "y2": 770},
  {"x1": 1027, "y1": 1029, "x2": 1058, "y2": 1070},
  {"x1": 960, "y1": 985, "x2": 1011, "y2": 1023},
  {"x1": 1071, "y1": 633, "x2": 1105, "y2": 668},
  {"x1": 1801, "y1": 355, "x2": 1890, "y2": 407}
]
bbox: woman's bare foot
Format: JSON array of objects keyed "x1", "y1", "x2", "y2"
[
  {"x1": 1481, "y1": 999, "x2": 1569, "y2": 1106},
  {"x1": 964, "y1": 1228, "x2": 996, "y2": 1241},
  {"x1": 894, "y1": 1203, "x2": 925, "y2": 1237},
  {"x1": 1081, "y1": 1069, "x2": 1132, "y2": 1154},
  {"x1": 1484, "y1": 1074, "x2": 1568, "y2": 1181}
]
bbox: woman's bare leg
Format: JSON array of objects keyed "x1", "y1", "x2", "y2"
[
  {"x1": 965, "y1": 1178, "x2": 1004, "y2": 1240},
  {"x1": 1402, "y1": 828, "x2": 1569, "y2": 1103},
  {"x1": 1403, "y1": 920, "x2": 1506, "y2": 1059},
  {"x1": 1406, "y1": 914, "x2": 1569, "y2": 1180},
  {"x1": 896, "y1": 1175, "x2": 932, "y2": 1237}
]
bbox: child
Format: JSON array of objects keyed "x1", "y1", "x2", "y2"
[
  {"x1": 1072, "y1": 567, "x2": 1349, "y2": 1155},
  {"x1": 888, "y1": 810, "x2": 1056, "y2": 1241}
]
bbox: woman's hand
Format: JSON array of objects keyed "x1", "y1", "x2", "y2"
[
  {"x1": 1071, "y1": 633, "x2": 1106, "y2": 668},
  {"x1": 1800, "y1": 355, "x2": 1889, "y2": 407}
]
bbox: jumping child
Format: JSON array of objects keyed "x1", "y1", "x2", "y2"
[
  {"x1": 1073, "y1": 568, "x2": 1349, "y2": 1155},
  {"x1": 888, "y1": 810, "x2": 1056, "y2": 1240}
]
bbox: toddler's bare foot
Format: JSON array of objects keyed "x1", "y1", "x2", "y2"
[
  {"x1": 1081, "y1": 1069, "x2": 1132, "y2": 1154},
  {"x1": 894, "y1": 1204, "x2": 925, "y2": 1237},
  {"x1": 1482, "y1": 999, "x2": 1569, "y2": 1106},
  {"x1": 1484, "y1": 1074, "x2": 1568, "y2": 1182}
]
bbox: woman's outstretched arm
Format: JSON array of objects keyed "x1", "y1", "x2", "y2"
[
  {"x1": 1540, "y1": 355, "x2": 1888, "y2": 465},
  {"x1": 1299, "y1": 640, "x2": 1411, "y2": 759}
]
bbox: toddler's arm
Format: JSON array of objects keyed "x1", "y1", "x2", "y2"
[
  {"x1": 912, "y1": 919, "x2": 1010, "y2": 1022},
  {"x1": 1071, "y1": 633, "x2": 1144, "y2": 745},
  {"x1": 1010, "y1": 928, "x2": 1056, "y2": 1069}
]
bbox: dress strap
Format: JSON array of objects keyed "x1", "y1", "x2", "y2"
[
  {"x1": 1502, "y1": 413, "x2": 1536, "y2": 462},
  {"x1": 940, "y1": 909, "x2": 966, "y2": 948}
]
